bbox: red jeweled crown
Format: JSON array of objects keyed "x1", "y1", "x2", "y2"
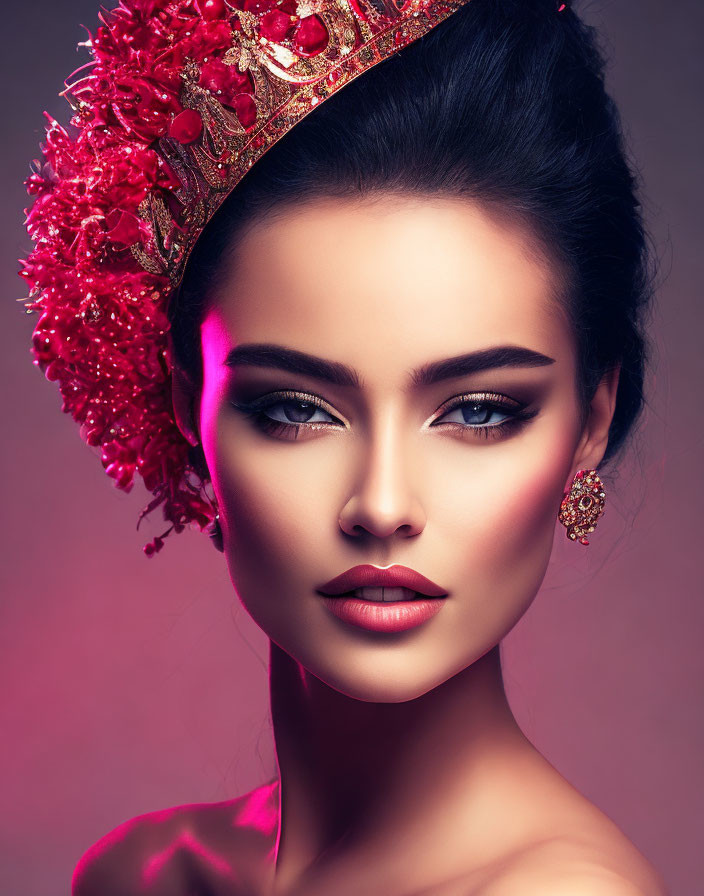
[{"x1": 20, "y1": 0, "x2": 470, "y2": 555}]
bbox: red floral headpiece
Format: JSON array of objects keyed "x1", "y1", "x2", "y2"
[{"x1": 20, "y1": 0, "x2": 469, "y2": 555}]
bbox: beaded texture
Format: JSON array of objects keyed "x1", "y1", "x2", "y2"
[
  {"x1": 558, "y1": 469, "x2": 606, "y2": 546},
  {"x1": 20, "y1": 0, "x2": 469, "y2": 555}
]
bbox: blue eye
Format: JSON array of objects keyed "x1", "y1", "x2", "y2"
[
  {"x1": 262, "y1": 398, "x2": 336, "y2": 425},
  {"x1": 230, "y1": 392, "x2": 342, "y2": 441},
  {"x1": 436, "y1": 401, "x2": 514, "y2": 427},
  {"x1": 430, "y1": 392, "x2": 539, "y2": 440}
]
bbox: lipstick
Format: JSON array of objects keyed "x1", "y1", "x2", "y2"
[
  {"x1": 316, "y1": 564, "x2": 448, "y2": 633},
  {"x1": 317, "y1": 564, "x2": 447, "y2": 597}
]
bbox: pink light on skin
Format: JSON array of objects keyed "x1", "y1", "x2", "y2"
[
  {"x1": 199, "y1": 310, "x2": 237, "y2": 457},
  {"x1": 72, "y1": 809, "x2": 181, "y2": 878},
  {"x1": 142, "y1": 829, "x2": 234, "y2": 886},
  {"x1": 235, "y1": 779, "x2": 279, "y2": 837}
]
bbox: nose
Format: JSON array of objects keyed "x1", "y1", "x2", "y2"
[{"x1": 337, "y1": 416, "x2": 427, "y2": 540}]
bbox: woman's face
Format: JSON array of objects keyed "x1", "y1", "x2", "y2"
[{"x1": 194, "y1": 194, "x2": 602, "y2": 702}]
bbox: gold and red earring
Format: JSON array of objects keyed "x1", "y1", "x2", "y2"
[{"x1": 559, "y1": 469, "x2": 606, "y2": 545}]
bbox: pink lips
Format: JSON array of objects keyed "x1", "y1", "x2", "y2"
[
  {"x1": 317, "y1": 564, "x2": 448, "y2": 597},
  {"x1": 317, "y1": 564, "x2": 448, "y2": 633}
]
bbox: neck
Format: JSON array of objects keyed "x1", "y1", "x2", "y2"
[{"x1": 268, "y1": 642, "x2": 532, "y2": 892}]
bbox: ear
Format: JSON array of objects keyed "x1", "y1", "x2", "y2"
[
  {"x1": 571, "y1": 365, "x2": 621, "y2": 472},
  {"x1": 171, "y1": 360, "x2": 201, "y2": 448}
]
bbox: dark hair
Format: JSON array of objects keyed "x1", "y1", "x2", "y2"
[{"x1": 169, "y1": 0, "x2": 656, "y2": 467}]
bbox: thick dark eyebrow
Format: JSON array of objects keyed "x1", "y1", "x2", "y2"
[
  {"x1": 410, "y1": 344, "x2": 555, "y2": 387},
  {"x1": 224, "y1": 344, "x2": 555, "y2": 388},
  {"x1": 225, "y1": 344, "x2": 361, "y2": 387}
]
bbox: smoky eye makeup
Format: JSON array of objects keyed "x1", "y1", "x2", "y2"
[
  {"x1": 230, "y1": 389, "x2": 344, "y2": 441},
  {"x1": 229, "y1": 385, "x2": 540, "y2": 443},
  {"x1": 429, "y1": 391, "x2": 539, "y2": 441}
]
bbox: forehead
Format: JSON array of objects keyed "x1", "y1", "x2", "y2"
[{"x1": 206, "y1": 194, "x2": 573, "y2": 376}]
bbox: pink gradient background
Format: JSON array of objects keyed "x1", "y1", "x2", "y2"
[{"x1": 1, "y1": 1, "x2": 701, "y2": 893}]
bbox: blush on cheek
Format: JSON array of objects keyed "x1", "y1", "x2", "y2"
[
  {"x1": 459, "y1": 465, "x2": 567, "y2": 644},
  {"x1": 476, "y1": 459, "x2": 568, "y2": 573}
]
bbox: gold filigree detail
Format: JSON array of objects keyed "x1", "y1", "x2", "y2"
[{"x1": 132, "y1": 195, "x2": 184, "y2": 275}]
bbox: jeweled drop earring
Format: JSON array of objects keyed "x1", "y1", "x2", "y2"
[
  {"x1": 208, "y1": 513, "x2": 224, "y2": 553},
  {"x1": 558, "y1": 469, "x2": 606, "y2": 545}
]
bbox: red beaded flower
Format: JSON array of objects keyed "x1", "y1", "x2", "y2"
[{"x1": 20, "y1": 0, "x2": 468, "y2": 555}]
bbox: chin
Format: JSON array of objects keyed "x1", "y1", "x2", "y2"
[
  {"x1": 293, "y1": 649, "x2": 482, "y2": 704},
  {"x1": 318, "y1": 674, "x2": 441, "y2": 704}
]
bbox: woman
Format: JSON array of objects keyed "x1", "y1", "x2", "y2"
[{"x1": 22, "y1": 0, "x2": 666, "y2": 893}]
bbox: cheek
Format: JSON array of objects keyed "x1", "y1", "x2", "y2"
[
  {"x1": 435, "y1": 435, "x2": 570, "y2": 542},
  {"x1": 430, "y1": 430, "x2": 575, "y2": 629},
  {"x1": 483, "y1": 461, "x2": 565, "y2": 584},
  {"x1": 490, "y1": 443, "x2": 570, "y2": 553},
  {"x1": 208, "y1": 424, "x2": 333, "y2": 604}
]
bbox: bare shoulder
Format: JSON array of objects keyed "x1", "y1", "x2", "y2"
[
  {"x1": 71, "y1": 780, "x2": 279, "y2": 896},
  {"x1": 474, "y1": 836, "x2": 668, "y2": 896},
  {"x1": 462, "y1": 742, "x2": 669, "y2": 896}
]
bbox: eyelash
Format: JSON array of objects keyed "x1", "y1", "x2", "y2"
[{"x1": 230, "y1": 390, "x2": 538, "y2": 442}]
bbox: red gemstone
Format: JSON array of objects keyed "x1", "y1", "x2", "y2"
[
  {"x1": 260, "y1": 9, "x2": 294, "y2": 42},
  {"x1": 231, "y1": 93, "x2": 257, "y2": 129},
  {"x1": 196, "y1": 0, "x2": 226, "y2": 19},
  {"x1": 106, "y1": 209, "x2": 141, "y2": 247},
  {"x1": 200, "y1": 59, "x2": 253, "y2": 97},
  {"x1": 168, "y1": 109, "x2": 203, "y2": 143},
  {"x1": 293, "y1": 15, "x2": 329, "y2": 56}
]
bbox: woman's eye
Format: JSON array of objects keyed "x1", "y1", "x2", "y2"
[
  {"x1": 435, "y1": 401, "x2": 514, "y2": 427},
  {"x1": 230, "y1": 392, "x2": 343, "y2": 440},
  {"x1": 262, "y1": 399, "x2": 336, "y2": 425}
]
